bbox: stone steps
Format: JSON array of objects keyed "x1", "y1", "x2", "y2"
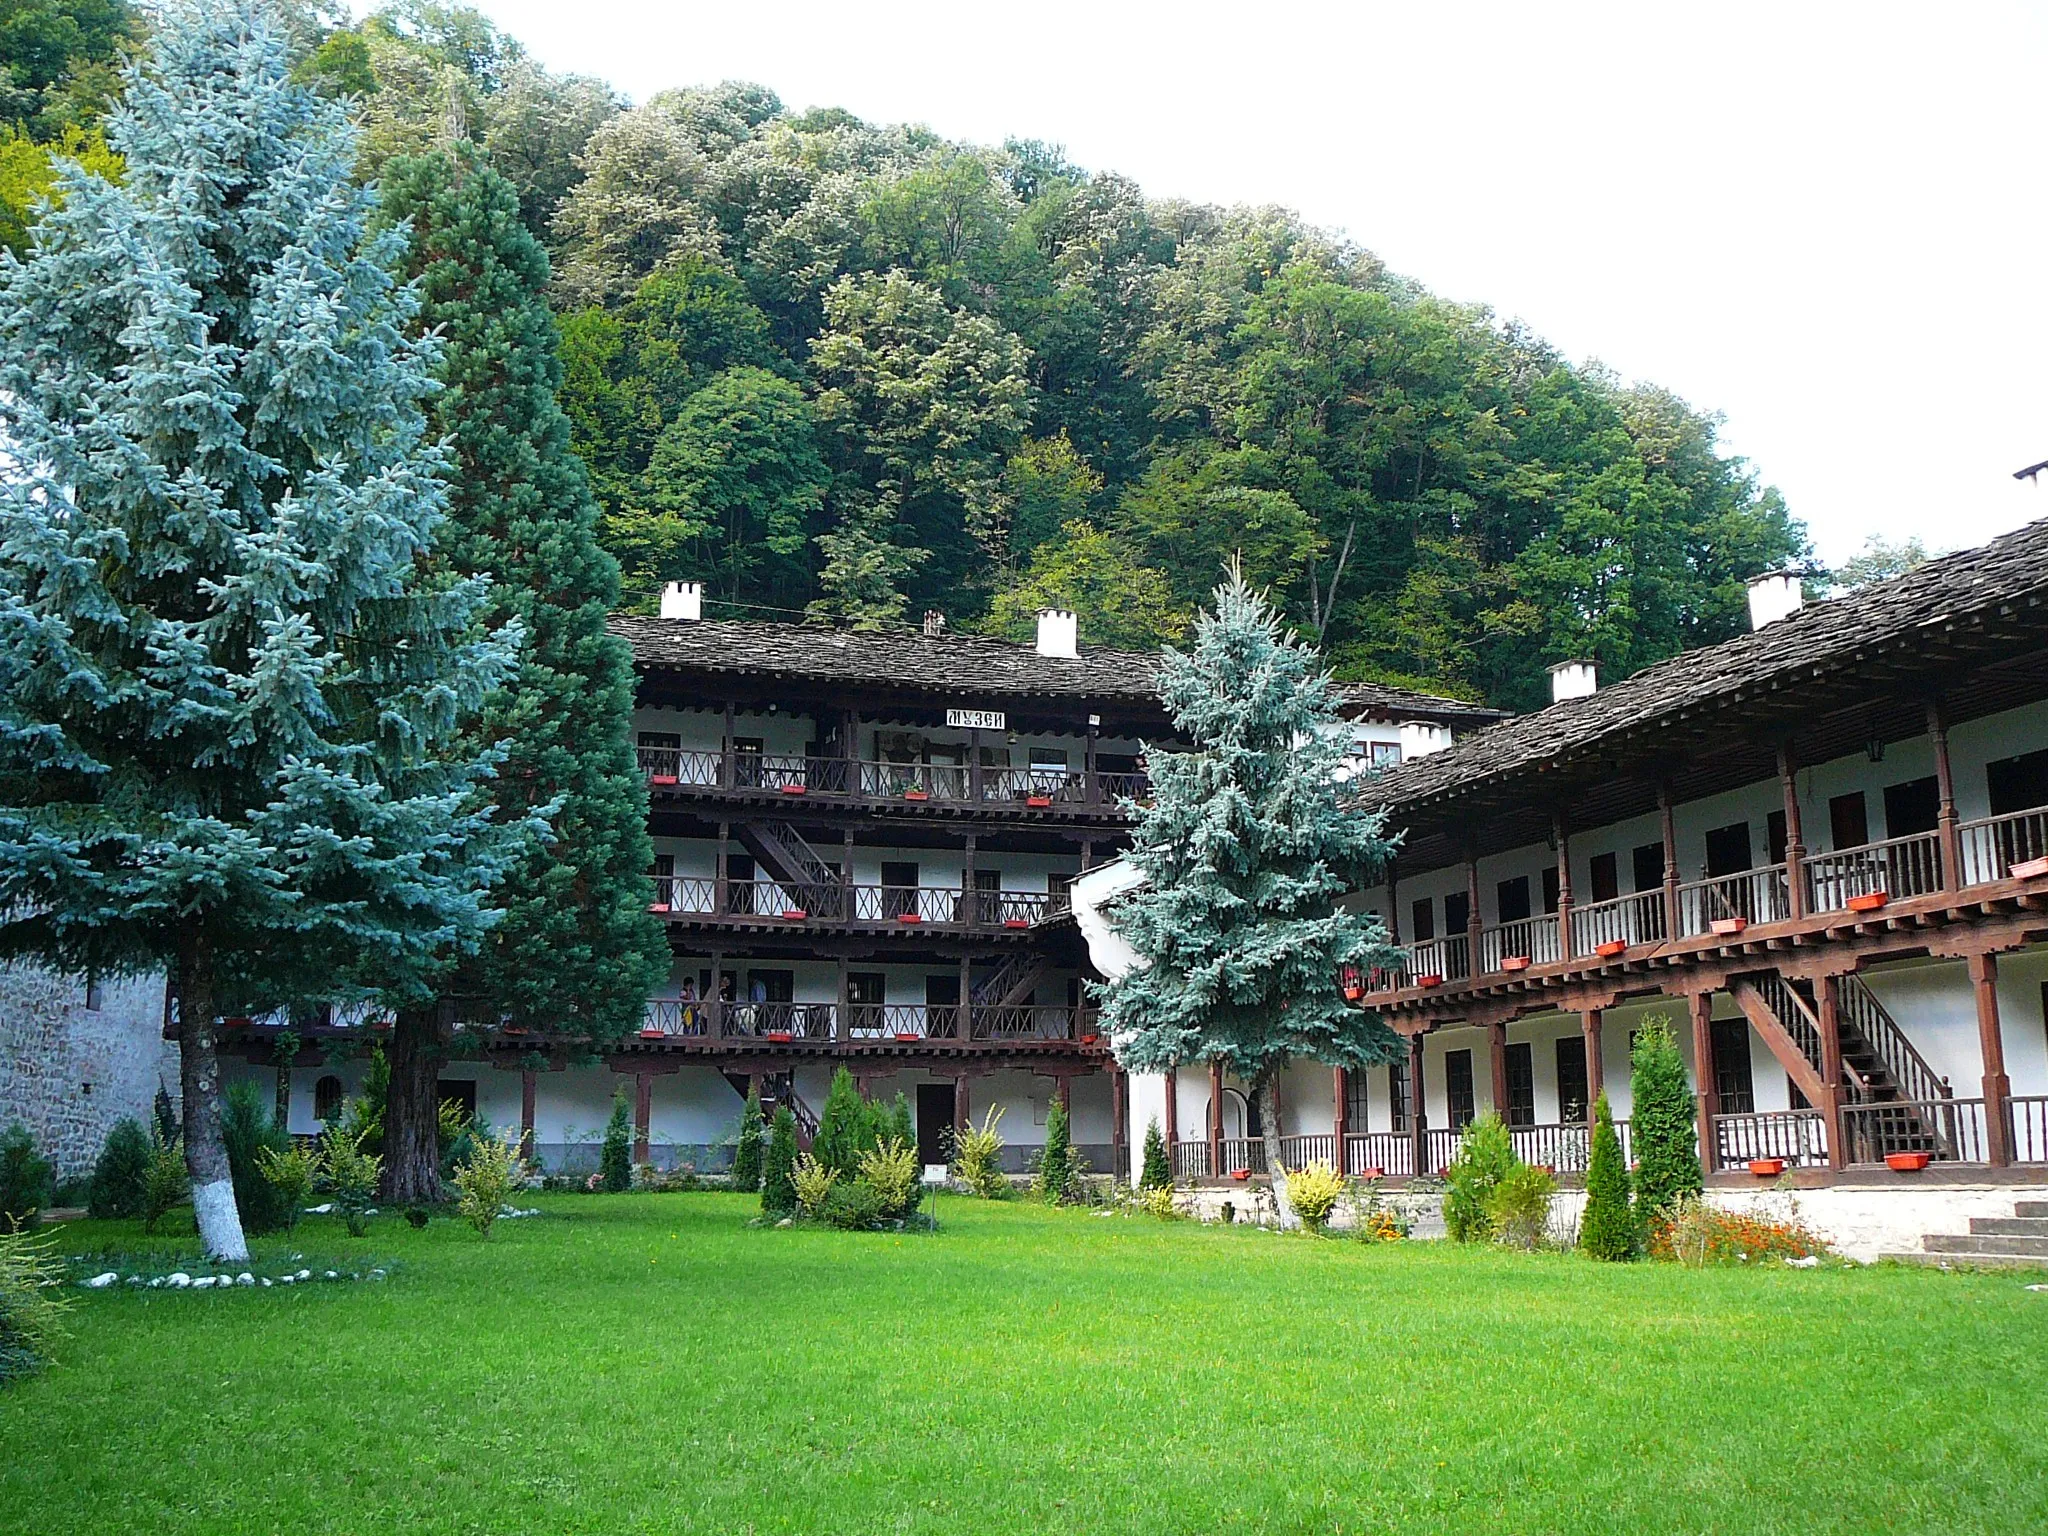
[
  {"x1": 2014, "y1": 1201, "x2": 2048, "y2": 1219},
  {"x1": 1881, "y1": 1250, "x2": 2048, "y2": 1271},
  {"x1": 1924, "y1": 1232, "x2": 2048, "y2": 1256},
  {"x1": 1970, "y1": 1215, "x2": 2048, "y2": 1237},
  {"x1": 1881, "y1": 1200, "x2": 2048, "y2": 1270}
]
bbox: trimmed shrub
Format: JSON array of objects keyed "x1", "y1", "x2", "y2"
[
  {"x1": 599, "y1": 1089, "x2": 633, "y2": 1193},
  {"x1": 1137, "y1": 1183, "x2": 1182, "y2": 1219},
  {"x1": 887, "y1": 1093, "x2": 915, "y2": 1154},
  {"x1": 1486, "y1": 1162, "x2": 1557, "y2": 1250},
  {"x1": 221, "y1": 1081, "x2": 294, "y2": 1236},
  {"x1": 730, "y1": 1083, "x2": 764, "y2": 1191},
  {"x1": 857, "y1": 1137, "x2": 922, "y2": 1221},
  {"x1": 1631, "y1": 1015, "x2": 1703, "y2": 1228},
  {"x1": 142, "y1": 1131, "x2": 186, "y2": 1233},
  {"x1": 1139, "y1": 1117, "x2": 1171, "y2": 1190},
  {"x1": 318, "y1": 1123, "x2": 382, "y2": 1238},
  {"x1": 821, "y1": 1179, "x2": 887, "y2": 1231},
  {"x1": 1035, "y1": 1097, "x2": 1074, "y2": 1204},
  {"x1": 1283, "y1": 1159, "x2": 1347, "y2": 1230},
  {"x1": 453, "y1": 1132, "x2": 526, "y2": 1238},
  {"x1": 256, "y1": 1141, "x2": 316, "y2": 1230},
  {"x1": 0, "y1": 1229, "x2": 70, "y2": 1384},
  {"x1": 0, "y1": 1124, "x2": 52, "y2": 1233},
  {"x1": 88, "y1": 1117, "x2": 152, "y2": 1220},
  {"x1": 760, "y1": 1106, "x2": 798, "y2": 1218},
  {"x1": 950, "y1": 1106, "x2": 1008, "y2": 1198},
  {"x1": 1581, "y1": 1092, "x2": 1635, "y2": 1261},
  {"x1": 792, "y1": 1152, "x2": 839, "y2": 1218},
  {"x1": 1443, "y1": 1113, "x2": 1517, "y2": 1242}
]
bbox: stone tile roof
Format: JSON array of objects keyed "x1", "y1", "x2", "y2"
[
  {"x1": 611, "y1": 615, "x2": 1497, "y2": 725},
  {"x1": 1371, "y1": 514, "x2": 2048, "y2": 815}
]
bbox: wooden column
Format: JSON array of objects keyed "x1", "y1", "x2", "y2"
[
  {"x1": 1929, "y1": 700, "x2": 1963, "y2": 893},
  {"x1": 1331, "y1": 1066, "x2": 1349, "y2": 1172},
  {"x1": 958, "y1": 952, "x2": 973, "y2": 1040},
  {"x1": 1778, "y1": 742, "x2": 1807, "y2": 920},
  {"x1": 1689, "y1": 992, "x2": 1719, "y2": 1173},
  {"x1": 1553, "y1": 809, "x2": 1574, "y2": 959},
  {"x1": 715, "y1": 821, "x2": 730, "y2": 915},
  {"x1": 709, "y1": 950, "x2": 725, "y2": 1037},
  {"x1": 844, "y1": 708, "x2": 859, "y2": 795},
  {"x1": 841, "y1": 828, "x2": 855, "y2": 917},
  {"x1": 1816, "y1": 974, "x2": 1846, "y2": 1170},
  {"x1": 962, "y1": 834, "x2": 979, "y2": 927},
  {"x1": 1488, "y1": 1021, "x2": 1510, "y2": 1121},
  {"x1": 1085, "y1": 717, "x2": 1100, "y2": 808},
  {"x1": 1056, "y1": 1073, "x2": 1072, "y2": 1112},
  {"x1": 1465, "y1": 847, "x2": 1484, "y2": 973},
  {"x1": 954, "y1": 1072, "x2": 970, "y2": 1136},
  {"x1": 835, "y1": 956, "x2": 849, "y2": 1041},
  {"x1": 967, "y1": 727, "x2": 983, "y2": 803},
  {"x1": 1386, "y1": 858, "x2": 1401, "y2": 943},
  {"x1": 519, "y1": 1068, "x2": 537, "y2": 1162},
  {"x1": 632, "y1": 1070, "x2": 652, "y2": 1164},
  {"x1": 1970, "y1": 951, "x2": 2013, "y2": 1166},
  {"x1": 1659, "y1": 779, "x2": 1682, "y2": 940},
  {"x1": 1581, "y1": 1009, "x2": 1604, "y2": 1123},
  {"x1": 1408, "y1": 1032, "x2": 1428, "y2": 1175},
  {"x1": 1163, "y1": 1065, "x2": 1179, "y2": 1152},
  {"x1": 1111, "y1": 1066, "x2": 1128, "y2": 1179},
  {"x1": 1208, "y1": 1058, "x2": 1224, "y2": 1176},
  {"x1": 721, "y1": 701, "x2": 735, "y2": 790}
]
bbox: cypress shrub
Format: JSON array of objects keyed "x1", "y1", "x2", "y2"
[
  {"x1": 1037, "y1": 1097, "x2": 1074, "y2": 1204},
  {"x1": 599, "y1": 1089, "x2": 633, "y2": 1192},
  {"x1": 88, "y1": 1118, "x2": 152, "y2": 1220},
  {"x1": 1139, "y1": 1117, "x2": 1171, "y2": 1190},
  {"x1": 812, "y1": 1067, "x2": 866, "y2": 1177},
  {"x1": 0, "y1": 1124, "x2": 52, "y2": 1233},
  {"x1": 730, "y1": 1083, "x2": 764, "y2": 1191},
  {"x1": 888, "y1": 1092, "x2": 915, "y2": 1155},
  {"x1": 1581, "y1": 1092, "x2": 1635, "y2": 1261},
  {"x1": 1631, "y1": 1014, "x2": 1703, "y2": 1228},
  {"x1": 761, "y1": 1106, "x2": 799, "y2": 1217},
  {"x1": 1443, "y1": 1113, "x2": 1517, "y2": 1242},
  {"x1": 221, "y1": 1082, "x2": 294, "y2": 1236}
]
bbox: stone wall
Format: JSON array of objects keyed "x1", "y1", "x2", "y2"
[{"x1": 0, "y1": 962, "x2": 178, "y2": 1180}]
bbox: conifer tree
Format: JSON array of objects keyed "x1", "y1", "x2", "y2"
[
  {"x1": 371, "y1": 145, "x2": 669, "y2": 1202},
  {"x1": 1037, "y1": 1096, "x2": 1074, "y2": 1204},
  {"x1": 812, "y1": 1066, "x2": 867, "y2": 1178},
  {"x1": 1139, "y1": 1117, "x2": 1172, "y2": 1190},
  {"x1": 1100, "y1": 570, "x2": 1405, "y2": 1226},
  {"x1": 760, "y1": 1105, "x2": 798, "y2": 1217},
  {"x1": 0, "y1": 1, "x2": 522, "y2": 1260},
  {"x1": 1580, "y1": 1092, "x2": 1634, "y2": 1261},
  {"x1": 599, "y1": 1088, "x2": 632, "y2": 1192},
  {"x1": 1630, "y1": 1014, "x2": 1703, "y2": 1228},
  {"x1": 729, "y1": 1082, "x2": 763, "y2": 1191}
]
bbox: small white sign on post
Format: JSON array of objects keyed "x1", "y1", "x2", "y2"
[{"x1": 946, "y1": 707, "x2": 1006, "y2": 731}]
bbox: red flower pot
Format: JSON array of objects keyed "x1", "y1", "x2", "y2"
[
  {"x1": 1343, "y1": 986, "x2": 1363, "y2": 1001},
  {"x1": 765, "y1": 1031, "x2": 794, "y2": 1043},
  {"x1": 639, "y1": 1028, "x2": 665, "y2": 1039},
  {"x1": 903, "y1": 789, "x2": 929, "y2": 802},
  {"x1": 1500, "y1": 955, "x2": 1531, "y2": 972},
  {"x1": 781, "y1": 909, "x2": 808, "y2": 921},
  {"x1": 1231, "y1": 1169, "x2": 1251, "y2": 1181},
  {"x1": 1004, "y1": 917, "x2": 1030, "y2": 929},
  {"x1": 2011, "y1": 855, "x2": 2048, "y2": 880},
  {"x1": 779, "y1": 784, "x2": 806, "y2": 796},
  {"x1": 1533, "y1": 1163, "x2": 1556, "y2": 1176},
  {"x1": 1711, "y1": 917, "x2": 1748, "y2": 936},
  {"x1": 1358, "y1": 1166, "x2": 1384, "y2": 1179},
  {"x1": 1415, "y1": 974, "x2": 1443, "y2": 989},
  {"x1": 1026, "y1": 794, "x2": 1053, "y2": 808},
  {"x1": 1885, "y1": 1150, "x2": 1932, "y2": 1172},
  {"x1": 896, "y1": 912, "x2": 922, "y2": 924},
  {"x1": 1748, "y1": 1157, "x2": 1785, "y2": 1177},
  {"x1": 1595, "y1": 939, "x2": 1628, "y2": 958},
  {"x1": 1847, "y1": 891, "x2": 1890, "y2": 913},
  {"x1": 1079, "y1": 1033, "x2": 1100, "y2": 1046},
  {"x1": 225, "y1": 1016, "x2": 253, "y2": 1029},
  {"x1": 893, "y1": 1031, "x2": 922, "y2": 1042},
  {"x1": 648, "y1": 902, "x2": 670, "y2": 914},
  {"x1": 649, "y1": 774, "x2": 678, "y2": 787}
]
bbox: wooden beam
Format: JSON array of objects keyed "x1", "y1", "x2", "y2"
[
  {"x1": 1208, "y1": 1058, "x2": 1224, "y2": 1177},
  {"x1": 1163, "y1": 1065, "x2": 1178, "y2": 1149},
  {"x1": 1930, "y1": 699, "x2": 1963, "y2": 894},
  {"x1": 1331, "y1": 1066, "x2": 1349, "y2": 1170},
  {"x1": 1582, "y1": 1009, "x2": 1603, "y2": 1125},
  {"x1": 1488, "y1": 1021, "x2": 1510, "y2": 1122},
  {"x1": 1778, "y1": 742, "x2": 1807, "y2": 921},
  {"x1": 1660, "y1": 779, "x2": 1682, "y2": 941},
  {"x1": 1408, "y1": 1032, "x2": 1428, "y2": 1177},
  {"x1": 1728, "y1": 979, "x2": 1830, "y2": 1108},
  {"x1": 633, "y1": 1070, "x2": 652, "y2": 1165},
  {"x1": 1970, "y1": 951, "x2": 2013, "y2": 1166},
  {"x1": 1815, "y1": 976, "x2": 1846, "y2": 1171},
  {"x1": 1689, "y1": 992, "x2": 1720, "y2": 1173},
  {"x1": 520, "y1": 1068, "x2": 536, "y2": 1163}
]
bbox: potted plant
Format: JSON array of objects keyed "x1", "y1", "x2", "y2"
[
  {"x1": 1500, "y1": 955, "x2": 1532, "y2": 972},
  {"x1": 1003, "y1": 916, "x2": 1031, "y2": 929},
  {"x1": 893, "y1": 1030, "x2": 922, "y2": 1042},
  {"x1": 638, "y1": 1026, "x2": 665, "y2": 1039},
  {"x1": 2012, "y1": 855, "x2": 2048, "y2": 880},
  {"x1": 1847, "y1": 890, "x2": 1890, "y2": 913},
  {"x1": 896, "y1": 911, "x2": 922, "y2": 924},
  {"x1": 648, "y1": 901, "x2": 670, "y2": 914},
  {"x1": 778, "y1": 783, "x2": 806, "y2": 796},
  {"x1": 1748, "y1": 1156, "x2": 1785, "y2": 1176},
  {"x1": 1025, "y1": 793, "x2": 1053, "y2": 809},
  {"x1": 1595, "y1": 939, "x2": 1628, "y2": 958},
  {"x1": 1885, "y1": 1150, "x2": 1932, "y2": 1172},
  {"x1": 1357, "y1": 1166, "x2": 1384, "y2": 1179},
  {"x1": 1710, "y1": 916, "x2": 1748, "y2": 936},
  {"x1": 765, "y1": 1030, "x2": 794, "y2": 1043},
  {"x1": 1415, "y1": 974, "x2": 1443, "y2": 989},
  {"x1": 780, "y1": 908, "x2": 807, "y2": 921},
  {"x1": 1079, "y1": 1032, "x2": 1100, "y2": 1046},
  {"x1": 902, "y1": 788, "x2": 929, "y2": 802},
  {"x1": 1343, "y1": 984, "x2": 1364, "y2": 1001},
  {"x1": 1230, "y1": 1168, "x2": 1251, "y2": 1181},
  {"x1": 648, "y1": 773, "x2": 678, "y2": 787}
]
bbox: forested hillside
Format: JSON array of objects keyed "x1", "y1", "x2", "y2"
[{"x1": 6, "y1": 1, "x2": 1809, "y2": 711}]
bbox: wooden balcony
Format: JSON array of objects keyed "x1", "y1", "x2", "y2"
[
  {"x1": 1168, "y1": 1122, "x2": 1636, "y2": 1183},
  {"x1": 1364, "y1": 803, "x2": 2048, "y2": 1014},
  {"x1": 1709, "y1": 1096, "x2": 2048, "y2": 1175},
  {"x1": 636, "y1": 745, "x2": 1146, "y2": 821},
  {"x1": 630, "y1": 999, "x2": 1105, "y2": 1054},
  {"x1": 647, "y1": 876, "x2": 1071, "y2": 933}
]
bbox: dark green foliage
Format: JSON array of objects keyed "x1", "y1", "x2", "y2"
[
  {"x1": 1443, "y1": 1114, "x2": 1519, "y2": 1242},
  {"x1": 1037, "y1": 1098, "x2": 1073, "y2": 1205},
  {"x1": 152, "y1": 1086, "x2": 177, "y2": 1147},
  {"x1": 1630, "y1": 1015, "x2": 1703, "y2": 1226},
  {"x1": 729, "y1": 1084, "x2": 764, "y2": 1191},
  {"x1": 1139, "y1": 1118, "x2": 1171, "y2": 1191},
  {"x1": 812, "y1": 1068, "x2": 868, "y2": 1178},
  {"x1": 219, "y1": 1083, "x2": 292, "y2": 1238},
  {"x1": 346, "y1": 1047, "x2": 390, "y2": 1160},
  {"x1": 820, "y1": 1179, "x2": 886, "y2": 1231},
  {"x1": 1581, "y1": 1092, "x2": 1635, "y2": 1262},
  {"x1": 888, "y1": 1094, "x2": 915, "y2": 1156},
  {"x1": 761, "y1": 1106, "x2": 798, "y2": 1218},
  {"x1": 599, "y1": 1090, "x2": 633, "y2": 1193},
  {"x1": 378, "y1": 146, "x2": 668, "y2": 1040},
  {"x1": 87, "y1": 1117, "x2": 150, "y2": 1220},
  {"x1": 0, "y1": 1125, "x2": 51, "y2": 1233},
  {"x1": 0, "y1": 0, "x2": 142, "y2": 139}
]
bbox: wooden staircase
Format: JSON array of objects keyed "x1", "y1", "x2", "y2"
[
  {"x1": 1884, "y1": 1199, "x2": 2048, "y2": 1269},
  {"x1": 972, "y1": 952, "x2": 1047, "y2": 1011},
  {"x1": 722, "y1": 1070, "x2": 819, "y2": 1150},
  {"x1": 733, "y1": 820, "x2": 839, "y2": 905}
]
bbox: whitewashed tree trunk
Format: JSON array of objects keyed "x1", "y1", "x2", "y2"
[
  {"x1": 178, "y1": 934, "x2": 249, "y2": 1263},
  {"x1": 1259, "y1": 1073, "x2": 1299, "y2": 1230}
]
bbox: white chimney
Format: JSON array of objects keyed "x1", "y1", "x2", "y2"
[
  {"x1": 1549, "y1": 659, "x2": 1597, "y2": 704},
  {"x1": 1035, "y1": 608, "x2": 1078, "y2": 659},
  {"x1": 660, "y1": 581, "x2": 702, "y2": 622},
  {"x1": 922, "y1": 610, "x2": 947, "y2": 637},
  {"x1": 1399, "y1": 720, "x2": 1454, "y2": 760},
  {"x1": 1746, "y1": 571, "x2": 1803, "y2": 630}
]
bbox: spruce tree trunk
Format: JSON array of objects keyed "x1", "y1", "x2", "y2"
[
  {"x1": 1259, "y1": 1073, "x2": 1299, "y2": 1230},
  {"x1": 177, "y1": 932, "x2": 249, "y2": 1262},
  {"x1": 382, "y1": 1006, "x2": 446, "y2": 1204}
]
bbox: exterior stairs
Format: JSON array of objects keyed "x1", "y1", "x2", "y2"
[
  {"x1": 1883, "y1": 1200, "x2": 2048, "y2": 1270},
  {"x1": 722, "y1": 1070, "x2": 819, "y2": 1150},
  {"x1": 733, "y1": 820, "x2": 841, "y2": 912},
  {"x1": 972, "y1": 952, "x2": 1047, "y2": 1011}
]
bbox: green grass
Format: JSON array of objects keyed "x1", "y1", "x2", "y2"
[{"x1": 5, "y1": 1195, "x2": 2047, "y2": 1534}]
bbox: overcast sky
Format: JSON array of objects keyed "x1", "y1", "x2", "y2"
[{"x1": 438, "y1": 0, "x2": 2048, "y2": 566}]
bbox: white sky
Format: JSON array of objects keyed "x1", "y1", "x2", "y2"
[{"x1": 441, "y1": 0, "x2": 2048, "y2": 566}]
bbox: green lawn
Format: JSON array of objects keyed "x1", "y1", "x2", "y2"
[{"x1": 5, "y1": 1195, "x2": 2046, "y2": 1534}]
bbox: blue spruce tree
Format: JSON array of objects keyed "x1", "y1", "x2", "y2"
[
  {"x1": 1100, "y1": 569, "x2": 1405, "y2": 1226},
  {"x1": 0, "y1": 1, "x2": 524, "y2": 1259}
]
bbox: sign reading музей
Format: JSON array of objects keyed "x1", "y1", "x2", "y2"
[{"x1": 946, "y1": 708, "x2": 1005, "y2": 731}]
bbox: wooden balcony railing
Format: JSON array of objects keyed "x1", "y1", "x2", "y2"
[
  {"x1": 2011, "y1": 1096, "x2": 2048, "y2": 1164},
  {"x1": 1277, "y1": 1133, "x2": 1337, "y2": 1168},
  {"x1": 1172, "y1": 1141, "x2": 1211, "y2": 1181},
  {"x1": 1341, "y1": 1131, "x2": 1416, "y2": 1178},
  {"x1": 647, "y1": 876, "x2": 1065, "y2": 929},
  {"x1": 1678, "y1": 863, "x2": 1791, "y2": 933},
  {"x1": 1804, "y1": 828, "x2": 1943, "y2": 913},
  {"x1": 632, "y1": 999, "x2": 1101, "y2": 1046},
  {"x1": 1959, "y1": 805, "x2": 2048, "y2": 885},
  {"x1": 638, "y1": 746, "x2": 1145, "y2": 813},
  {"x1": 1479, "y1": 913, "x2": 1561, "y2": 970},
  {"x1": 1711, "y1": 1109, "x2": 1829, "y2": 1171},
  {"x1": 1568, "y1": 889, "x2": 1666, "y2": 951}
]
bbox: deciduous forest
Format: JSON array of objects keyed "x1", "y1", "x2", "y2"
[{"x1": 3, "y1": 0, "x2": 1811, "y2": 710}]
